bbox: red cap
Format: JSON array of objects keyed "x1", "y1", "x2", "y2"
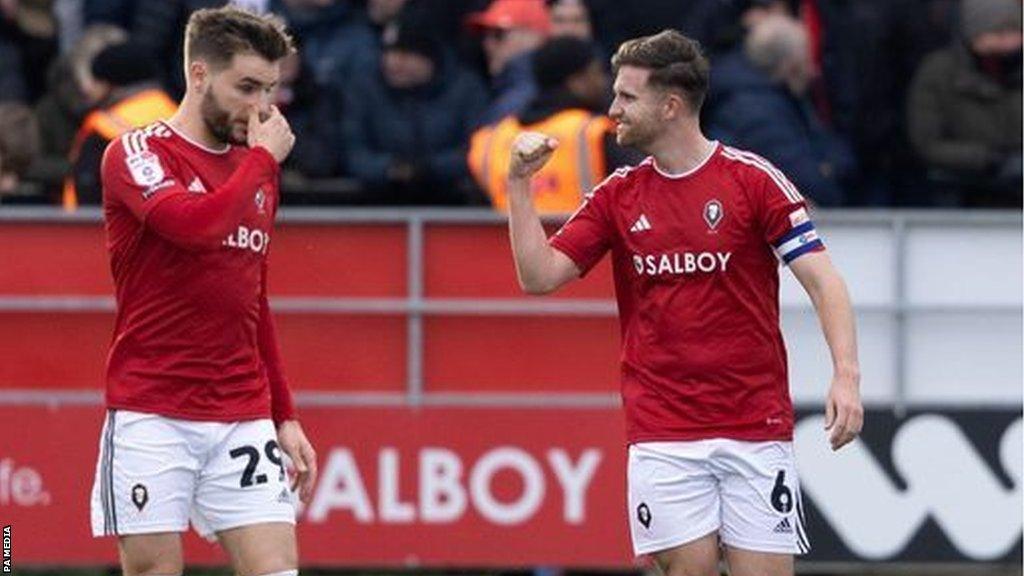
[{"x1": 466, "y1": 0, "x2": 551, "y2": 34}]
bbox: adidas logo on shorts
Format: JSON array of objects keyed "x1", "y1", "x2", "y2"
[
  {"x1": 277, "y1": 488, "x2": 291, "y2": 503},
  {"x1": 773, "y1": 517, "x2": 793, "y2": 534}
]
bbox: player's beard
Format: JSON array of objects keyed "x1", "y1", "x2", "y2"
[
  {"x1": 616, "y1": 116, "x2": 658, "y2": 152},
  {"x1": 200, "y1": 88, "x2": 245, "y2": 146}
]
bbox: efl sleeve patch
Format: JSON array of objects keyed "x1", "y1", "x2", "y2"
[{"x1": 126, "y1": 151, "x2": 166, "y2": 190}]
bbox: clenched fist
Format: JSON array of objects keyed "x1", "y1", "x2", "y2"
[{"x1": 509, "y1": 132, "x2": 558, "y2": 180}]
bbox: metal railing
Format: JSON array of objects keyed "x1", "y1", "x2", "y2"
[{"x1": 0, "y1": 207, "x2": 1019, "y2": 411}]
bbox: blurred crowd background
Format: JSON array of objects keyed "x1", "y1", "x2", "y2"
[{"x1": 0, "y1": 0, "x2": 1020, "y2": 210}]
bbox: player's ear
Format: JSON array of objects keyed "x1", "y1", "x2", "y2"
[
  {"x1": 660, "y1": 91, "x2": 681, "y2": 120},
  {"x1": 188, "y1": 60, "x2": 209, "y2": 93}
]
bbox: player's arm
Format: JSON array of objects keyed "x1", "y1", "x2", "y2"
[
  {"x1": 507, "y1": 132, "x2": 582, "y2": 294},
  {"x1": 789, "y1": 252, "x2": 863, "y2": 451},
  {"x1": 104, "y1": 108, "x2": 294, "y2": 250},
  {"x1": 258, "y1": 264, "x2": 317, "y2": 503},
  {"x1": 144, "y1": 149, "x2": 277, "y2": 249}
]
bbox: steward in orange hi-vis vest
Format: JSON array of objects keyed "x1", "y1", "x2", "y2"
[
  {"x1": 63, "y1": 42, "x2": 177, "y2": 211},
  {"x1": 469, "y1": 109, "x2": 612, "y2": 213},
  {"x1": 468, "y1": 36, "x2": 641, "y2": 214}
]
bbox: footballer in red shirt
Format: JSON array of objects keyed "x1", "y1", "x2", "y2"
[
  {"x1": 89, "y1": 7, "x2": 316, "y2": 574},
  {"x1": 506, "y1": 30, "x2": 862, "y2": 575}
]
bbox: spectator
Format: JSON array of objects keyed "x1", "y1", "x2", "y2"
[
  {"x1": 275, "y1": 0, "x2": 383, "y2": 89},
  {"x1": 342, "y1": 12, "x2": 487, "y2": 205},
  {"x1": 907, "y1": 0, "x2": 1022, "y2": 206},
  {"x1": 63, "y1": 41, "x2": 177, "y2": 210},
  {"x1": 129, "y1": 0, "x2": 227, "y2": 98},
  {"x1": 805, "y1": 0, "x2": 945, "y2": 206},
  {"x1": 34, "y1": 24, "x2": 128, "y2": 160},
  {"x1": 0, "y1": 28, "x2": 28, "y2": 102},
  {"x1": 1, "y1": 0, "x2": 58, "y2": 100},
  {"x1": 0, "y1": 103, "x2": 41, "y2": 196},
  {"x1": 712, "y1": 0, "x2": 791, "y2": 54},
  {"x1": 469, "y1": 36, "x2": 638, "y2": 213},
  {"x1": 275, "y1": 51, "x2": 343, "y2": 178},
  {"x1": 706, "y1": 14, "x2": 853, "y2": 206},
  {"x1": 585, "y1": 0, "x2": 750, "y2": 60},
  {"x1": 547, "y1": 0, "x2": 593, "y2": 41},
  {"x1": 466, "y1": 0, "x2": 551, "y2": 125}
]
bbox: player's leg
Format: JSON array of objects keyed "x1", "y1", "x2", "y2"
[
  {"x1": 118, "y1": 533, "x2": 184, "y2": 576},
  {"x1": 192, "y1": 418, "x2": 298, "y2": 574},
  {"x1": 89, "y1": 410, "x2": 198, "y2": 575},
  {"x1": 627, "y1": 442, "x2": 722, "y2": 576},
  {"x1": 650, "y1": 533, "x2": 721, "y2": 576},
  {"x1": 722, "y1": 546, "x2": 793, "y2": 576},
  {"x1": 715, "y1": 440, "x2": 807, "y2": 576},
  {"x1": 218, "y1": 522, "x2": 297, "y2": 576}
]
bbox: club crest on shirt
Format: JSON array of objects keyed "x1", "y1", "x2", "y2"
[
  {"x1": 255, "y1": 188, "x2": 267, "y2": 214},
  {"x1": 703, "y1": 199, "x2": 724, "y2": 230},
  {"x1": 126, "y1": 151, "x2": 165, "y2": 189}
]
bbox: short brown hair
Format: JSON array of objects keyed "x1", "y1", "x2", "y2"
[
  {"x1": 184, "y1": 6, "x2": 295, "y2": 69},
  {"x1": 0, "y1": 104, "x2": 40, "y2": 178},
  {"x1": 611, "y1": 29, "x2": 709, "y2": 113}
]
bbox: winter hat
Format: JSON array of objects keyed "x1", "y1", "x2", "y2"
[
  {"x1": 532, "y1": 36, "x2": 596, "y2": 89},
  {"x1": 382, "y1": 14, "x2": 443, "y2": 66},
  {"x1": 961, "y1": 0, "x2": 1022, "y2": 41},
  {"x1": 91, "y1": 42, "x2": 159, "y2": 86}
]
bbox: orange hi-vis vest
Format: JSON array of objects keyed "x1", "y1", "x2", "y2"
[
  {"x1": 468, "y1": 109, "x2": 613, "y2": 214},
  {"x1": 62, "y1": 88, "x2": 178, "y2": 211}
]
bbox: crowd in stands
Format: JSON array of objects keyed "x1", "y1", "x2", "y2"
[{"x1": 0, "y1": 0, "x2": 1020, "y2": 209}]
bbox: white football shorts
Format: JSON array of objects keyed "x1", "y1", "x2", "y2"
[
  {"x1": 90, "y1": 409, "x2": 296, "y2": 539},
  {"x1": 627, "y1": 439, "x2": 809, "y2": 556}
]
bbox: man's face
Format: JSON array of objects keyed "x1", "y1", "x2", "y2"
[
  {"x1": 199, "y1": 53, "x2": 280, "y2": 145},
  {"x1": 482, "y1": 26, "x2": 545, "y2": 76},
  {"x1": 972, "y1": 29, "x2": 1023, "y2": 56},
  {"x1": 550, "y1": 0, "x2": 592, "y2": 40},
  {"x1": 608, "y1": 65, "x2": 665, "y2": 150},
  {"x1": 570, "y1": 60, "x2": 610, "y2": 109}
]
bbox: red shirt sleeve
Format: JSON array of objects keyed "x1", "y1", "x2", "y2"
[
  {"x1": 548, "y1": 182, "x2": 615, "y2": 276},
  {"x1": 259, "y1": 259, "x2": 295, "y2": 425},
  {"x1": 101, "y1": 137, "x2": 279, "y2": 251},
  {"x1": 752, "y1": 158, "x2": 826, "y2": 265}
]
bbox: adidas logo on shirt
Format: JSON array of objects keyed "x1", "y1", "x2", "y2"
[
  {"x1": 773, "y1": 517, "x2": 793, "y2": 534},
  {"x1": 630, "y1": 214, "x2": 652, "y2": 233},
  {"x1": 187, "y1": 177, "x2": 206, "y2": 194}
]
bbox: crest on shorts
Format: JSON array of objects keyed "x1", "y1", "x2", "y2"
[
  {"x1": 637, "y1": 502, "x2": 652, "y2": 529},
  {"x1": 131, "y1": 483, "x2": 149, "y2": 511},
  {"x1": 704, "y1": 199, "x2": 724, "y2": 230}
]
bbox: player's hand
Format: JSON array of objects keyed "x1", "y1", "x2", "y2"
[
  {"x1": 276, "y1": 419, "x2": 317, "y2": 503},
  {"x1": 509, "y1": 132, "x2": 558, "y2": 180},
  {"x1": 247, "y1": 105, "x2": 295, "y2": 163},
  {"x1": 824, "y1": 374, "x2": 863, "y2": 451}
]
